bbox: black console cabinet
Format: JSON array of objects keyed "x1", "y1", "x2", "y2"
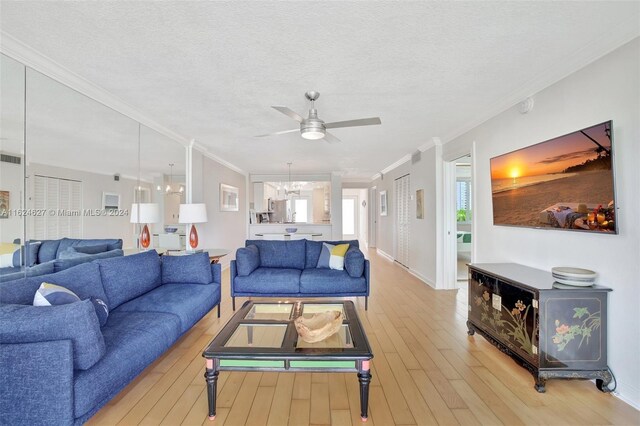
[{"x1": 467, "y1": 263, "x2": 612, "y2": 393}]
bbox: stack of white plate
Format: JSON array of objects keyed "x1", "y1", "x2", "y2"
[{"x1": 551, "y1": 267, "x2": 596, "y2": 287}]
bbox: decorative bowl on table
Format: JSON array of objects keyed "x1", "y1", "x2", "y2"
[
  {"x1": 285, "y1": 227, "x2": 297, "y2": 233},
  {"x1": 294, "y1": 310, "x2": 343, "y2": 343},
  {"x1": 164, "y1": 227, "x2": 178, "y2": 233}
]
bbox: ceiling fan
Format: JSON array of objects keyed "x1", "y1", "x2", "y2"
[{"x1": 256, "y1": 91, "x2": 381, "y2": 143}]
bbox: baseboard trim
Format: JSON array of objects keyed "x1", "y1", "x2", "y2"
[
  {"x1": 407, "y1": 268, "x2": 436, "y2": 289},
  {"x1": 612, "y1": 381, "x2": 640, "y2": 411},
  {"x1": 376, "y1": 248, "x2": 394, "y2": 262}
]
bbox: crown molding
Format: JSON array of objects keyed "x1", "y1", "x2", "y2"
[
  {"x1": 375, "y1": 27, "x2": 639, "y2": 176},
  {"x1": 441, "y1": 25, "x2": 640, "y2": 144},
  {"x1": 0, "y1": 32, "x2": 193, "y2": 146},
  {"x1": 192, "y1": 141, "x2": 247, "y2": 176},
  {"x1": 1, "y1": 31, "x2": 249, "y2": 176}
]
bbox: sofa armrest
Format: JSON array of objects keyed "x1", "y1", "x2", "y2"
[
  {"x1": 0, "y1": 340, "x2": 75, "y2": 425},
  {"x1": 230, "y1": 260, "x2": 238, "y2": 296},
  {"x1": 211, "y1": 262, "x2": 222, "y2": 285},
  {"x1": 364, "y1": 259, "x2": 370, "y2": 296}
]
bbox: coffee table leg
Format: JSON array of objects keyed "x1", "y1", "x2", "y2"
[
  {"x1": 357, "y1": 360, "x2": 372, "y2": 421},
  {"x1": 205, "y1": 358, "x2": 219, "y2": 420}
]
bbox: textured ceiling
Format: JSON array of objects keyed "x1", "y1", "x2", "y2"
[{"x1": 1, "y1": 1, "x2": 638, "y2": 179}]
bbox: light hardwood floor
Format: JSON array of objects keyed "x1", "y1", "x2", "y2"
[{"x1": 87, "y1": 249, "x2": 640, "y2": 426}]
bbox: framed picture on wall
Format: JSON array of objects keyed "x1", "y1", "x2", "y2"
[
  {"x1": 102, "y1": 192, "x2": 120, "y2": 211},
  {"x1": 379, "y1": 190, "x2": 388, "y2": 216},
  {"x1": 0, "y1": 191, "x2": 9, "y2": 218},
  {"x1": 416, "y1": 189, "x2": 424, "y2": 219},
  {"x1": 220, "y1": 183, "x2": 239, "y2": 212}
]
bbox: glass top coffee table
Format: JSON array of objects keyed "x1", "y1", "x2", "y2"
[{"x1": 202, "y1": 300, "x2": 373, "y2": 421}]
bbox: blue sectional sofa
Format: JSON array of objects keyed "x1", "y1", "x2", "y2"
[
  {"x1": 0, "y1": 238, "x2": 124, "y2": 283},
  {"x1": 231, "y1": 239, "x2": 370, "y2": 310},
  {"x1": 0, "y1": 249, "x2": 221, "y2": 425}
]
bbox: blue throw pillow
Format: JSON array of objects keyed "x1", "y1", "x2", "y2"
[
  {"x1": 236, "y1": 245, "x2": 260, "y2": 276},
  {"x1": 0, "y1": 300, "x2": 106, "y2": 370},
  {"x1": 161, "y1": 252, "x2": 213, "y2": 284},
  {"x1": 33, "y1": 282, "x2": 81, "y2": 306},
  {"x1": 344, "y1": 246, "x2": 365, "y2": 278},
  {"x1": 73, "y1": 244, "x2": 109, "y2": 255}
]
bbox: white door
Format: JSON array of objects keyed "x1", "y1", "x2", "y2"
[
  {"x1": 395, "y1": 174, "x2": 410, "y2": 267},
  {"x1": 342, "y1": 196, "x2": 358, "y2": 240}
]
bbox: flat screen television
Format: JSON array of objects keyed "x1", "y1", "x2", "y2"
[{"x1": 490, "y1": 120, "x2": 616, "y2": 234}]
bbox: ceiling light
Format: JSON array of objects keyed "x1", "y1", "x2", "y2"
[{"x1": 301, "y1": 129, "x2": 325, "y2": 140}]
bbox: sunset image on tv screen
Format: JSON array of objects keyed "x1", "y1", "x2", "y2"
[{"x1": 490, "y1": 121, "x2": 616, "y2": 233}]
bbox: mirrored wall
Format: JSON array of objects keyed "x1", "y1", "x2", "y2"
[{"x1": 0, "y1": 53, "x2": 186, "y2": 281}]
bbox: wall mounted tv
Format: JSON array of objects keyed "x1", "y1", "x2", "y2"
[{"x1": 490, "y1": 120, "x2": 616, "y2": 234}]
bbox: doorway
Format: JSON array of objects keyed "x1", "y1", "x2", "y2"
[
  {"x1": 342, "y1": 188, "x2": 369, "y2": 245},
  {"x1": 444, "y1": 154, "x2": 474, "y2": 287}
]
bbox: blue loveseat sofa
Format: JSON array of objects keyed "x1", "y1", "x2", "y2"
[
  {"x1": 0, "y1": 249, "x2": 221, "y2": 425},
  {"x1": 0, "y1": 237, "x2": 124, "y2": 283},
  {"x1": 231, "y1": 239, "x2": 370, "y2": 310}
]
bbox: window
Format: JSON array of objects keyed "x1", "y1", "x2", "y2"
[
  {"x1": 456, "y1": 179, "x2": 472, "y2": 222},
  {"x1": 293, "y1": 199, "x2": 308, "y2": 223}
]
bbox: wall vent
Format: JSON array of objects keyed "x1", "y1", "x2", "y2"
[
  {"x1": 0, "y1": 153, "x2": 21, "y2": 165},
  {"x1": 411, "y1": 150, "x2": 421, "y2": 164}
]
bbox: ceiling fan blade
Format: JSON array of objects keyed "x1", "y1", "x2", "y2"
[
  {"x1": 324, "y1": 117, "x2": 381, "y2": 129},
  {"x1": 272, "y1": 106, "x2": 304, "y2": 123},
  {"x1": 323, "y1": 131, "x2": 341, "y2": 144},
  {"x1": 255, "y1": 129, "x2": 299, "y2": 137}
]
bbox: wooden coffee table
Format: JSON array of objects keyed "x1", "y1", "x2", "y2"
[{"x1": 202, "y1": 300, "x2": 373, "y2": 421}]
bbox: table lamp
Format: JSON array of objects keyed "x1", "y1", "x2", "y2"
[
  {"x1": 130, "y1": 203, "x2": 160, "y2": 249},
  {"x1": 179, "y1": 203, "x2": 208, "y2": 250}
]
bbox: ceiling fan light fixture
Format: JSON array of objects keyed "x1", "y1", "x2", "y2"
[{"x1": 301, "y1": 129, "x2": 325, "y2": 140}]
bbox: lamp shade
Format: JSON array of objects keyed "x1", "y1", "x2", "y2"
[
  {"x1": 179, "y1": 203, "x2": 208, "y2": 224},
  {"x1": 130, "y1": 203, "x2": 160, "y2": 224}
]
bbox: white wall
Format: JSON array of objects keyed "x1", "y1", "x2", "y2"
[
  {"x1": 371, "y1": 155, "x2": 439, "y2": 286},
  {"x1": 195, "y1": 154, "x2": 247, "y2": 268},
  {"x1": 443, "y1": 38, "x2": 640, "y2": 407},
  {"x1": 0, "y1": 159, "x2": 24, "y2": 243}
]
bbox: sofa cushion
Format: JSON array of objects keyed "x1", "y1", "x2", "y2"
[
  {"x1": 234, "y1": 268, "x2": 301, "y2": 294},
  {"x1": 37, "y1": 240, "x2": 62, "y2": 263},
  {"x1": 300, "y1": 268, "x2": 367, "y2": 294},
  {"x1": 246, "y1": 239, "x2": 305, "y2": 270},
  {"x1": 73, "y1": 310, "x2": 181, "y2": 418},
  {"x1": 236, "y1": 245, "x2": 260, "y2": 276},
  {"x1": 53, "y1": 249, "x2": 124, "y2": 273},
  {"x1": 33, "y1": 282, "x2": 80, "y2": 306},
  {"x1": 73, "y1": 244, "x2": 109, "y2": 255},
  {"x1": 116, "y1": 283, "x2": 218, "y2": 333},
  {"x1": 56, "y1": 238, "x2": 123, "y2": 258},
  {"x1": 305, "y1": 240, "x2": 359, "y2": 269},
  {"x1": 161, "y1": 252, "x2": 212, "y2": 284},
  {"x1": 0, "y1": 300, "x2": 106, "y2": 370},
  {"x1": 58, "y1": 248, "x2": 91, "y2": 260},
  {"x1": 344, "y1": 246, "x2": 365, "y2": 278},
  {"x1": 0, "y1": 262, "x2": 108, "y2": 307},
  {"x1": 96, "y1": 250, "x2": 161, "y2": 309},
  {"x1": 316, "y1": 243, "x2": 349, "y2": 270}
]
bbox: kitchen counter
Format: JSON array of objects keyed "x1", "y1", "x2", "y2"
[{"x1": 249, "y1": 223, "x2": 331, "y2": 240}]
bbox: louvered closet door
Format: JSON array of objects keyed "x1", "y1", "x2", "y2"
[
  {"x1": 395, "y1": 174, "x2": 410, "y2": 267},
  {"x1": 31, "y1": 175, "x2": 83, "y2": 240}
]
